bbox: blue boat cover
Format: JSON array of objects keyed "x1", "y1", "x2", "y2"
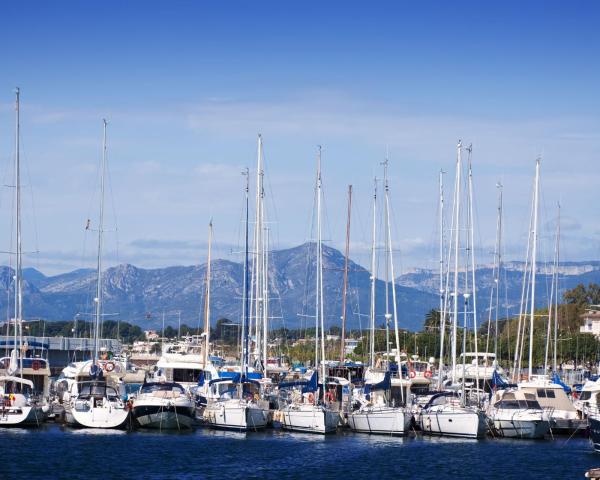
[
  {"x1": 551, "y1": 372, "x2": 572, "y2": 393},
  {"x1": 364, "y1": 371, "x2": 391, "y2": 395},
  {"x1": 278, "y1": 370, "x2": 318, "y2": 393},
  {"x1": 491, "y1": 369, "x2": 509, "y2": 390},
  {"x1": 208, "y1": 373, "x2": 261, "y2": 388},
  {"x1": 302, "y1": 371, "x2": 318, "y2": 393},
  {"x1": 210, "y1": 374, "x2": 241, "y2": 385}
]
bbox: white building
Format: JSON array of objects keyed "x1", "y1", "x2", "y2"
[
  {"x1": 580, "y1": 310, "x2": 600, "y2": 337},
  {"x1": 344, "y1": 338, "x2": 361, "y2": 354}
]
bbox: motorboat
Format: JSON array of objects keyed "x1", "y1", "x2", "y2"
[
  {"x1": 487, "y1": 389, "x2": 550, "y2": 439},
  {"x1": 131, "y1": 382, "x2": 195, "y2": 430},
  {"x1": 519, "y1": 375, "x2": 586, "y2": 434}
]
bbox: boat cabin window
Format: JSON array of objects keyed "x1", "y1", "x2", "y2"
[
  {"x1": 429, "y1": 395, "x2": 449, "y2": 407},
  {"x1": 77, "y1": 382, "x2": 119, "y2": 399},
  {"x1": 496, "y1": 399, "x2": 542, "y2": 410},
  {"x1": 496, "y1": 400, "x2": 520, "y2": 409},
  {"x1": 173, "y1": 369, "x2": 202, "y2": 383},
  {"x1": 537, "y1": 388, "x2": 556, "y2": 398},
  {"x1": 579, "y1": 391, "x2": 592, "y2": 401}
]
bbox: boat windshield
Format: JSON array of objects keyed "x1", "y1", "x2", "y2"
[
  {"x1": 579, "y1": 391, "x2": 592, "y2": 401},
  {"x1": 495, "y1": 399, "x2": 542, "y2": 410},
  {"x1": 141, "y1": 383, "x2": 185, "y2": 394},
  {"x1": 78, "y1": 382, "x2": 118, "y2": 399}
]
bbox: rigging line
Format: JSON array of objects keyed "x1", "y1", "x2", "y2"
[
  {"x1": 20, "y1": 139, "x2": 42, "y2": 273},
  {"x1": 105, "y1": 151, "x2": 120, "y2": 265}
]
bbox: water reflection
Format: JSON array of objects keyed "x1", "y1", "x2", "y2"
[{"x1": 66, "y1": 427, "x2": 128, "y2": 436}]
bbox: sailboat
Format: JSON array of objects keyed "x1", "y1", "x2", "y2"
[
  {"x1": 348, "y1": 159, "x2": 412, "y2": 435},
  {"x1": 277, "y1": 147, "x2": 338, "y2": 434},
  {"x1": 64, "y1": 120, "x2": 130, "y2": 429},
  {"x1": 0, "y1": 88, "x2": 51, "y2": 427},
  {"x1": 511, "y1": 175, "x2": 584, "y2": 434},
  {"x1": 204, "y1": 155, "x2": 269, "y2": 431},
  {"x1": 420, "y1": 141, "x2": 487, "y2": 439}
]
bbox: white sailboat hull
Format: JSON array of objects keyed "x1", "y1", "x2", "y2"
[
  {"x1": 348, "y1": 406, "x2": 412, "y2": 435},
  {"x1": 65, "y1": 402, "x2": 130, "y2": 429},
  {"x1": 279, "y1": 404, "x2": 338, "y2": 434},
  {"x1": 420, "y1": 406, "x2": 487, "y2": 438},
  {"x1": 490, "y1": 413, "x2": 550, "y2": 439},
  {"x1": 204, "y1": 400, "x2": 268, "y2": 431},
  {"x1": 0, "y1": 405, "x2": 47, "y2": 426}
]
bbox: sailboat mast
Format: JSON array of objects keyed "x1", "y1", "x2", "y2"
[
  {"x1": 383, "y1": 163, "x2": 401, "y2": 360},
  {"x1": 242, "y1": 168, "x2": 250, "y2": 375},
  {"x1": 494, "y1": 184, "x2": 503, "y2": 358},
  {"x1": 545, "y1": 203, "x2": 560, "y2": 374},
  {"x1": 512, "y1": 189, "x2": 535, "y2": 381},
  {"x1": 528, "y1": 158, "x2": 540, "y2": 379},
  {"x1": 316, "y1": 146, "x2": 326, "y2": 384},
  {"x1": 383, "y1": 159, "x2": 403, "y2": 402},
  {"x1": 553, "y1": 204, "x2": 561, "y2": 372},
  {"x1": 383, "y1": 161, "x2": 391, "y2": 362},
  {"x1": 451, "y1": 141, "x2": 462, "y2": 384},
  {"x1": 466, "y1": 145, "x2": 480, "y2": 391},
  {"x1": 340, "y1": 185, "x2": 352, "y2": 363},
  {"x1": 439, "y1": 168, "x2": 445, "y2": 343},
  {"x1": 250, "y1": 135, "x2": 263, "y2": 367},
  {"x1": 263, "y1": 226, "x2": 269, "y2": 369},
  {"x1": 369, "y1": 178, "x2": 377, "y2": 368},
  {"x1": 14, "y1": 88, "x2": 23, "y2": 373},
  {"x1": 93, "y1": 119, "x2": 107, "y2": 365},
  {"x1": 437, "y1": 168, "x2": 449, "y2": 391},
  {"x1": 203, "y1": 221, "x2": 213, "y2": 369}
]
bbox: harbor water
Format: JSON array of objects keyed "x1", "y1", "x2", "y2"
[{"x1": 4, "y1": 424, "x2": 597, "y2": 479}]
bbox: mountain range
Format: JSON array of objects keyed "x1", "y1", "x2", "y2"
[{"x1": 1, "y1": 242, "x2": 598, "y2": 332}]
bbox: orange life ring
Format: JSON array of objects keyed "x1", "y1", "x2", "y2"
[
  {"x1": 307, "y1": 392, "x2": 315, "y2": 403},
  {"x1": 104, "y1": 361, "x2": 115, "y2": 372},
  {"x1": 424, "y1": 370, "x2": 432, "y2": 378},
  {"x1": 409, "y1": 370, "x2": 416, "y2": 379},
  {"x1": 32, "y1": 360, "x2": 41, "y2": 371}
]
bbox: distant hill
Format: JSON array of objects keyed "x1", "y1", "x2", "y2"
[
  {"x1": 396, "y1": 261, "x2": 600, "y2": 320},
  {"x1": 5, "y1": 246, "x2": 597, "y2": 332},
  {"x1": 4, "y1": 243, "x2": 438, "y2": 332}
]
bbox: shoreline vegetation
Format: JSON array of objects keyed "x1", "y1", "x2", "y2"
[{"x1": 15, "y1": 283, "x2": 600, "y2": 369}]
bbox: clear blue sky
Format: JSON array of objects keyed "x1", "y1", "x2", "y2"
[{"x1": 0, "y1": 1, "x2": 598, "y2": 274}]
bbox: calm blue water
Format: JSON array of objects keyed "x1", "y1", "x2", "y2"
[{"x1": 3, "y1": 425, "x2": 598, "y2": 479}]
